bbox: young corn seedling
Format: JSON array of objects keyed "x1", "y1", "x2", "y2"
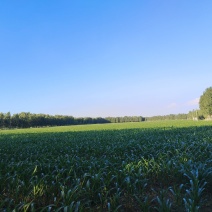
[
  {"x1": 134, "y1": 195, "x2": 152, "y2": 212},
  {"x1": 183, "y1": 166, "x2": 208, "y2": 211},
  {"x1": 183, "y1": 179, "x2": 207, "y2": 212},
  {"x1": 169, "y1": 184, "x2": 184, "y2": 207},
  {"x1": 154, "y1": 189, "x2": 172, "y2": 212}
]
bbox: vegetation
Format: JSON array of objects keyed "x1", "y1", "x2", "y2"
[
  {"x1": 187, "y1": 110, "x2": 205, "y2": 121},
  {"x1": 0, "y1": 112, "x2": 148, "y2": 129},
  {"x1": 0, "y1": 112, "x2": 109, "y2": 129},
  {"x1": 0, "y1": 112, "x2": 192, "y2": 129},
  {"x1": 146, "y1": 114, "x2": 188, "y2": 121},
  {"x1": 0, "y1": 121, "x2": 212, "y2": 211},
  {"x1": 199, "y1": 87, "x2": 212, "y2": 119},
  {"x1": 105, "y1": 116, "x2": 145, "y2": 123}
]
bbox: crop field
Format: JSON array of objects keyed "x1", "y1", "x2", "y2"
[{"x1": 0, "y1": 120, "x2": 212, "y2": 211}]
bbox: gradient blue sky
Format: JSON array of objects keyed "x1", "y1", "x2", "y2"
[{"x1": 0, "y1": 0, "x2": 211, "y2": 117}]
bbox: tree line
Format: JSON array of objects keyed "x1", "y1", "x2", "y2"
[
  {"x1": 145, "y1": 113, "x2": 188, "y2": 121},
  {"x1": 0, "y1": 111, "x2": 207, "y2": 129},
  {"x1": 0, "y1": 112, "x2": 110, "y2": 129},
  {"x1": 105, "y1": 116, "x2": 145, "y2": 123},
  {"x1": 1, "y1": 87, "x2": 211, "y2": 129},
  {"x1": 0, "y1": 112, "x2": 191, "y2": 129},
  {"x1": 0, "y1": 113, "x2": 147, "y2": 129}
]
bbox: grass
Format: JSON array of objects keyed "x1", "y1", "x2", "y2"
[{"x1": 0, "y1": 120, "x2": 212, "y2": 211}]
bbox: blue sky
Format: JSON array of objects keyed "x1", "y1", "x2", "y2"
[{"x1": 0, "y1": 0, "x2": 212, "y2": 117}]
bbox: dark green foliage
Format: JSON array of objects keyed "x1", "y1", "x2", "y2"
[
  {"x1": 105, "y1": 116, "x2": 145, "y2": 123},
  {"x1": 199, "y1": 87, "x2": 212, "y2": 118},
  {"x1": 146, "y1": 113, "x2": 188, "y2": 121},
  {"x1": 0, "y1": 113, "x2": 149, "y2": 129},
  {"x1": 0, "y1": 112, "x2": 111, "y2": 128},
  {"x1": 0, "y1": 125, "x2": 211, "y2": 211}
]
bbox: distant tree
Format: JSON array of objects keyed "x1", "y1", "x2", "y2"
[
  {"x1": 0, "y1": 113, "x2": 4, "y2": 128},
  {"x1": 11, "y1": 113, "x2": 20, "y2": 127},
  {"x1": 4, "y1": 112, "x2": 11, "y2": 128},
  {"x1": 199, "y1": 87, "x2": 212, "y2": 118}
]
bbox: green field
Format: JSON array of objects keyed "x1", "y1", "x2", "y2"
[{"x1": 0, "y1": 120, "x2": 212, "y2": 211}]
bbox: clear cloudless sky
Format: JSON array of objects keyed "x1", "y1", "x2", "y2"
[{"x1": 0, "y1": 0, "x2": 212, "y2": 117}]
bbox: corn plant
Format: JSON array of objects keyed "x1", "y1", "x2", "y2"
[{"x1": 0, "y1": 120, "x2": 211, "y2": 211}]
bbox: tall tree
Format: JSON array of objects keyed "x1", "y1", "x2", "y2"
[{"x1": 199, "y1": 87, "x2": 212, "y2": 118}]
